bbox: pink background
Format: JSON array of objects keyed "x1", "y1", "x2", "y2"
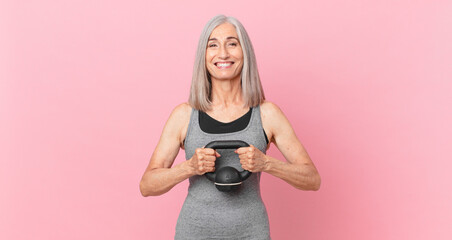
[{"x1": 1, "y1": 0, "x2": 451, "y2": 239}]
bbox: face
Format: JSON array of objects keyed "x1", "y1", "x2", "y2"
[{"x1": 205, "y1": 23, "x2": 244, "y2": 82}]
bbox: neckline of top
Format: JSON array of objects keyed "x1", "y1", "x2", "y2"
[
  {"x1": 196, "y1": 107, "x2": 256, "y2": 136},
  {"x1": 200, "y1": 107, "x2": 252, "y2": 124}
]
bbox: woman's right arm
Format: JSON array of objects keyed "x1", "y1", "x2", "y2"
[{"x1": 139, "y1": 103, "x2": 219, "y2": 196}]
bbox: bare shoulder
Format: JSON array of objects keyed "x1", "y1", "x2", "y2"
[
  {"x1": 260, "y1": 100, "x2": 283, "y2": 117},
  {"x1": 260, "y1": 100, "x2": 287, "y2": 144},
  {"x1": 168, "y1": 102, "x2": 192, "y2": 148},
  {"x1": 260, "y1": 100, "x2": 288, "y2": 125},
  {"x1": 160, "y1": 102, "x2": 192, "y2": 145},
  {"x1": 170, "y1": 102, "x2": 192, "y2": 120}
]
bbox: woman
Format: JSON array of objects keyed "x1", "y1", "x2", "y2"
[{"x1": 140, "y1": 15, "x2": 321, "y2": 239}]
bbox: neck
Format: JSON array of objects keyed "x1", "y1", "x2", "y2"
[{"x1": 210, "y1": 76, "x2": 243, "y2": 108}]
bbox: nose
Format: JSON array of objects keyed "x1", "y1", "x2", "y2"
[{"x1": 218, "y1": 45, "x2": 229, "y2": 59}]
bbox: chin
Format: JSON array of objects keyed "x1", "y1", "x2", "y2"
[{"x1": 211, "y1": 73, "x2": 241, "y2": 81}]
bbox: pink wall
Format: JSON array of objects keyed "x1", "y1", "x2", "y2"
[{"x1": 1, "y1": 0, "x2": 451, "y2": 239}]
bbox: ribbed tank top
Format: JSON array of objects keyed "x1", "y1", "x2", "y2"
[{"x1": 175, "y1": 105, "x2": 271, "y2": 240}]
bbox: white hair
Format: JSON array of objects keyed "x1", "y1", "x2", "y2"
[{"x1": 189, "y1": 15, "x2": 265, "y2": 111}]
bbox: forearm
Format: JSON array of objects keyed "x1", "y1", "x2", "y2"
[
  {"x1": 264, "y1": 156, "x2": 321, "y2": 191},
  {"x1": 140, "y1": 160, "x2": 195, "y2": 196}
]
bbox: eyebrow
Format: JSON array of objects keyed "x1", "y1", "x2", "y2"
[{"x1": 208, "y1": 36, "x2": 239, "y2": 41}]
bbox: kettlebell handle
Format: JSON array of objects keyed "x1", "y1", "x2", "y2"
[{"x1": 204, "y1": 140, "x2": 251, "y2": 182}]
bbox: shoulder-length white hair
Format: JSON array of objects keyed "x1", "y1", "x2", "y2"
[{"x1": 188, "y1": 15, "x2": 265, "y2": 112}]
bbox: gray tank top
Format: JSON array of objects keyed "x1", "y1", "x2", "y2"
[{"x1": 175, "y1": 106, "x2": 271, "y2": 240}]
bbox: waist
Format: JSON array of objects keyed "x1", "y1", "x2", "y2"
[{"x1": 176, "y1": 192, "x2": 270, "y2": 239}]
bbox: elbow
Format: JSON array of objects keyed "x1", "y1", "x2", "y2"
[
  {"x1": 312, "y1": 179, "x2": 321, "y2": 191},
  {"x1": 312, "y1": 174, "x2": 321, "y2": 191},
  {"x1": 308, "y1": 167, "x2": 321, "y2": 191},
  {"x1": 140, "y1": 180, "x2": 157, "y2": 197},
  {"x1": 140, "y1": 169, "x2": 170, "y2": 197},
  {"x1": 140, "y1": 180, "x2": 150, "y2": 197},
  {"x1": 140, "y1": 180, "x2": 166, "y2": 197},
  {"x1": 296, "y1": 174, "x2": 321, "y2": 191}
]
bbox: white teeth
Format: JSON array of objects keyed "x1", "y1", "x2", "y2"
[{"x1": 216, "y1": 62, "x2": 232, "y2": 67}]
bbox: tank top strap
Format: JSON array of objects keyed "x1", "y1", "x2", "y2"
[
  {"x1": 249, "y1": 105, "x2": 263, "y2": 132},
  {"x1": 184, "y1": 107, "x2": 198, "y2": 148}
]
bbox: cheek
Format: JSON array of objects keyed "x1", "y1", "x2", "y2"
[
  {"x1": 235, "y1": 50, "x2": 244, "y2": 66},
  {"x1": 205, "y1": 50, "x2": 216, "y2": 61},
  {"x1": 235, "y1": 49, "x2": 244, "y2": 62}
]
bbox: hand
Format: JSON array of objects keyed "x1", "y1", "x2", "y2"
[
  {"x1": 190, "y1": 148, "x2": 221, "y2": 175},
  {"x1": 235, "y1": 145, "x2": 269, "y2": 172}
]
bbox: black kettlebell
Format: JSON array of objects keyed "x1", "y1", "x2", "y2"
[{"x1": 204, "y1": 140, "x2": 251, "y2": 192}]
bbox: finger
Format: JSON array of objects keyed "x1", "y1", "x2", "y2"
[
  {"x1": 197, "y1": 160, "x2": 205, "y2": 167},
  {"x1": 235, "y1": 147, "x2": 249, "y2": 154},
  {"x1": 249, "y1": 145, "x2": 255, "y2": 152},
  {"x1": 203, "y1": 155, "x2": 217, "y2": 162},
  {"x1": 215, "y1": 151, "x2": 221, "y2": 157},
  {"x1": 203, "y1": 148, "x2": 216, "y2": 155},
  {"x1": 203, "y1": 161, "x2": 215, "y2": 167},
  {"x1": 238, "y1": 154, "x2": 248, "y2": 160},
  {"x1": 244, "y1": 162, "x2": 254, "y2": 171}
]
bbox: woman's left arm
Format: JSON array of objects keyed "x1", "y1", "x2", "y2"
[{"x1": 237, "y1": 102, "x2": 321, "y2": 191}]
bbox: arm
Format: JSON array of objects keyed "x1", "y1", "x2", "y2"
[
  {"x1": 237, "y1": 101, "x2": 321, "y2": 191},
  {"x1": 139, "y1": 103, "x2": 220, "y2": 196},
  {"x1": 139, "y1": 103, "x2": 193, "y2": 196}
]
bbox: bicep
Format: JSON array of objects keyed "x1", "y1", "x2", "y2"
[
  {"x1": 270, "y1": 106, "x2": 313, "y2": 165},
  {"x1": 146, "y1": 105, "x2": 189, "y2": 171},
  {"x1": 147, "y1": 129, "x2": 181, "y2": 171}
]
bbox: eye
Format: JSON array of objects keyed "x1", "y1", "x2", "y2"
[
  {"x1": 229, "y1": 42, "x2": 238, "y2": 46},
  {"x1": 208, "y1": 43, "x2": 217, "y2": 48}
]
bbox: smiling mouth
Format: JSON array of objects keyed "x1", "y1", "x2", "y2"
[{"x1": 215, "y1": 62, "x2": 234, "y2": 69}]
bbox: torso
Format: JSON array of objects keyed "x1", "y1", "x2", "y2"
[
  {"x1": 175, "y1": 103, "x2": 271, "y2": 239},
  {"x1": 178, "y1": 101, "x2": 274, "y2": 150}
]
